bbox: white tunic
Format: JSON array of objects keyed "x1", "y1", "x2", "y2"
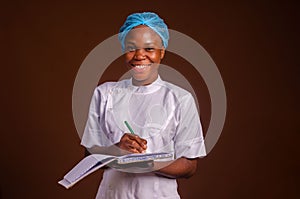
[{"x1": 81, "y1": 76, "x2": 206, "y2": 199}]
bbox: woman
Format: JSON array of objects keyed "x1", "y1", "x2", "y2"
[{"x1": 81, "y1": 12, "x2": 206, "y2": 199}]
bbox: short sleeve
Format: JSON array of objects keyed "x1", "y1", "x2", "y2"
[
  {"x1": 174, "y1": 93, "x2": 206, "y2": 159},
  {"x1": 80, "y1": 86, "x2": 112, "y2": 148}
]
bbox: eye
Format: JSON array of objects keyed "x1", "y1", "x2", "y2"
[
  {"x1": 145, "y1": 48, "x2": 155, "y2": 52},
  {"x1": 126, "y1": 46, "x2": 136, "y2": 52}
]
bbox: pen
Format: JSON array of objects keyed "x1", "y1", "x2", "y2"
[{"x1": 124, "y1": 121, "x2": 135, "y2": 135}]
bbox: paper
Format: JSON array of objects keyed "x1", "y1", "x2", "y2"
[
  {"x1": 58, "y1": 152, "x2": 173, "y2": 189},
  {"x1": 58, "y1": 154, "x2": 116, "y2": 189}
]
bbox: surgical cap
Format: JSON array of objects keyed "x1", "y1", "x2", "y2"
[{"x1": 118, "y1": 12, "x2": 169, "y2": 51}]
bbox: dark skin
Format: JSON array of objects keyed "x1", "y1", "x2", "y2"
[
  {"x1": 118, "y1": 133, "x2": 147, "y2": 153},
  {"x1": 86, "y1": 25, "x2": 198, "y2": 179}
]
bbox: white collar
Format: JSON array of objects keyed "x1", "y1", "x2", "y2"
[{"x1": 128, "y1": 76, "x2": 164, "y2": 94}]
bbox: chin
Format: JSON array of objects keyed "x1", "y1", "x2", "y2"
[
  {"x1": 133, "y1": 76, "x2": 147, "y2": 82},
  {"x1": 132, "y1": 75, "x2": 150, "y2": 85},
  {"x1": 131, "y1": 72, "x2": 158, "y2": 85}
]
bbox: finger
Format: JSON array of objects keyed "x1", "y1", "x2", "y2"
[
  {"x1": 127, "y1": 134, "x2": 147, "y2": 149},
  {"x1": 118, "y1": 134, "x2": 132, "y2": 151},
  {"x1": 120, "y1": 133, "x2": 147, "y2": 152},
  {"x1": 128, "y1": 146, "x2": 140, "y2": 154},
  {"x1": 125, "y1": 139, "x2": 145, "y2": 153}
]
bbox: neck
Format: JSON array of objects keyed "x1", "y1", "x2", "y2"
[{"x1": 132, "y1": 75, "x2": 159, "y2": 86}]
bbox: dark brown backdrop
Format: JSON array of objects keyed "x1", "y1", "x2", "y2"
[{"x1": 1, "y1": 1, "x2": 299, "y2": 199}]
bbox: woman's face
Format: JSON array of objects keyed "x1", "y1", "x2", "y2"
[{"x1": 124, "y1": 25, "x2": 165, "y2": 86}]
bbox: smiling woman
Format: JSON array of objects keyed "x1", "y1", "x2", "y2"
[
  {"x1": 124, "y1": 25, "x2": 165, "y2": 86},
  {"x1": 80, "y1": 12, "x2": 206, "y2": 199}
]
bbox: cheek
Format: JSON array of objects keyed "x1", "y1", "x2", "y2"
[
  {"x1": 125, "y1": 53, "x2": 134, "y2": 62},
  {"x1": 149, "y1": 53, "x2": 162, "y2": 62}
]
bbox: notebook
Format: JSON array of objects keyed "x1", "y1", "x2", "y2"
[{"x1": 58, "y1": 152, "x2": 173, "y2": 189}]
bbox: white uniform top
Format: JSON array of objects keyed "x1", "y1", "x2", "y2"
[{"x1": 81, "y1": 76, "x2": 206, "y2": 199}]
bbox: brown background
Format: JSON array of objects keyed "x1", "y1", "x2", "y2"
[{"x1": 1, "y1": 1, "x2": 299, "y2": 199}]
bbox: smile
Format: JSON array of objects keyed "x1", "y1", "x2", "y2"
[{"x1": 131, "y1": 64, "x2": 152, "y2": 69}]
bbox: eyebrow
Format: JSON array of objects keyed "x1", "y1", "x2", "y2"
[{"x1": 125, "y1": 41, "x2": 162, "y2": 48}]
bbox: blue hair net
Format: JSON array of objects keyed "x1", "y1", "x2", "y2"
[{"x1": 118, "y1": 12, "x2": 169, "y2": 51}]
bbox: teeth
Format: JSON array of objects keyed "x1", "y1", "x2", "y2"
[{"x1": 135, "y1": 64, "x2": 150, "y2": 69}]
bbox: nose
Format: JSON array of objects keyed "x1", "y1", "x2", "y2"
[{"x1": 134, "y1": 49, "x2": 146, "y2": 60}]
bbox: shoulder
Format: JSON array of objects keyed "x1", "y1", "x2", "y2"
[
  {"x1": 94, "y1": 79, "x2": 130, "y2": 98},
  {"x1": 160, "y1": 80, "x2": 194, "y2": 102},
  {"x1": 96, "y1": 79, "x2": 129, "y2": 92}
]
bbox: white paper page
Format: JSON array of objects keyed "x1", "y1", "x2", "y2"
[{"x1": 59, "y1": 154, "x2": 117, "y2": 189}]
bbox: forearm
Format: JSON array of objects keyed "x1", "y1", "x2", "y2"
[{"x1": 154, "y1": 157, "x2": 198, "y2": 179}]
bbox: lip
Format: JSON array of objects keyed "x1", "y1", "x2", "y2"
[{"x1": 130, "y1": 63, "x2": 152, "y2": 73}]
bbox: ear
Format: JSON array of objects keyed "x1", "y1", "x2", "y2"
[{"x1": 160, "y1": 48, "x2": 166, "y2": 59}]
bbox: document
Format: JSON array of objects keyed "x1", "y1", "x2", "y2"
[{"x1": 58, "y1": 152, "x2": 173, "y2": 189}]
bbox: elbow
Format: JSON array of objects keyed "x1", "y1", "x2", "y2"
[
  {"x1": 184, "y1": 165, "x2": 197, "y2": 179},
  {"x1": 183, "y1": 159, "x2": 198, "y2": 179}
]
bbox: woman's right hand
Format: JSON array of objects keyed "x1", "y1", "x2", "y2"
[{"x1": 117, "y1": 133, "x2": 147, "y2": 153}]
